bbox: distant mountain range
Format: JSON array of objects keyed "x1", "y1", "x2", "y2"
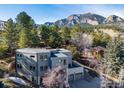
[
  {"x1": 1, "y1": 12, "x2": 124, "y2": 30},
  {"x1": 44, "y1": 12, "x2": 124, "y2": 27}
]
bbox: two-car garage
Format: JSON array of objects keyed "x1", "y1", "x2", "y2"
[{"x1": 68, "y1": 67, "x2": 84, "y2": 81}]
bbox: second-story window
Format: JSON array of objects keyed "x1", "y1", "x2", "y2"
[
  {"x1": 30, "y1": 66, "x2": 35, "y2": 71},
  {"x1": 40, "y1": 55, "x2": 48, "y2": 61},
  {"x1": 44, "y1": 66, "x2": 48, "y2": 70},
  {"x1": 17, "y1": 63, "x2": 22, "y2": 69},
  {"x1": 33, "y1": 67, "x2": 35, "y2": 71},
  {"x1": 30, "y1": 66, "x2": 33, "y2": 70},
  {"x1": 40, "y1": 55, "x2": 44, "y2": 60},
  {"x1": 44, "y1": 55, "x2": 48, "y2": 61},
  {"x1": 40, "y1": 66, "x2": 43, "y2": 71},
  {"x1": 17, "y1": 64, "x2": 20, "y2": 68}
]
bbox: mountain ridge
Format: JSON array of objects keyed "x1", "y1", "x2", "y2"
[{"x1": 44, "y1": 12, "x2": 124, "y2": 27}]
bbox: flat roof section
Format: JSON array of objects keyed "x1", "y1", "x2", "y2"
[
  {"x1": 51, "y1": 53, "x2": 67, "y2": 58},
  {"x1": 16, "y1": 48, "x2": 50, "y2": 54}
]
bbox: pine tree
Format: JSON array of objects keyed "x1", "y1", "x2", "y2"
[
  {"x1": 16, "y1": 11, "x2": 36, "y2": 47},
  {"x1": 102, "y1": 38, "x2": 121, "y2": 78},
  {"x1": 48, "y1": 31, "x2": 62, "y2": 48},
  {"x1": 38, "y1": 25, "x2": 50, "y2": 46},
  {"x1": 18, "y1": 28, "x2": 28, "y2": 48},
  {"x1": 100, "y1": 37, "x2": 122, "y2": 88},
  {"x1": 61, "y1": 27, "x2": 71, "y2": 44},
  {"x1": 29, "y1": 28, "x2": 40, "y2": 47},
  {"x1": 4, "y1": 18, "x2": 17, "y2": 54},
  {"x1": 0, "y1": 36, "x2": 8, "y2": 57}
]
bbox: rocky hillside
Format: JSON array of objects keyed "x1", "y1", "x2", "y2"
[
  {"x1": 44, "y1": 13, "x2": 124, "y2": 28},
  {"x1": 104, "y1": 15, "x2": 124, "y2": 23},
  {"x1": 45, "y1": 13, "x2": 105, "y2": 27}
]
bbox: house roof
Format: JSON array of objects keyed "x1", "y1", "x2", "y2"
[
  {"x1": 16, "y1": 48, "x2": 71, "y2": 54},
  {"x1": 16, "y1": 48, "x2": 50, "y2": 54}
]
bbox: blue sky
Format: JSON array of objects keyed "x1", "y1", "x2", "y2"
[{"x1": 0, "y1": 4, "x2": 124, "y2": 24}]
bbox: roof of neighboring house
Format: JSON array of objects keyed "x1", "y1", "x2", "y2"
[
  {"x1": 83, "y1": 46, "x2": 105, "y2": 52},
  {"x1": 92, "y1": 46, "x2": 105, "y2": 51},
  {"x1": 83, "y1": 48, "x2": 91, "y2": 52}
]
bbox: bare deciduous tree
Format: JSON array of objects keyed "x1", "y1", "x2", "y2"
[
  {"x1": 42, "y1": 66, "x2": 69, "y2": 88},
  {"x1": 71, "y1": 32, "x2": 93, "y2": 50}
]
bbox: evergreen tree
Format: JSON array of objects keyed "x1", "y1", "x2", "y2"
[
  {"x1": 4, "y1": 18, "x2": 17, "y2": 54},
  {"x1": 61, "y1": 27, "x2": 71, "y2": 44},
  {"x1": 18, "y1": 28, "x2": 28, "y2": 48},
  {"x1": 101, "y1": 37, "x2": 121, "y2": 78},
  {"x1": 92, "y1": 31, "x2": 111, "y2": 47},
  {"x1": 0, "y1": 36, "x2": 8, "y2": 57},
  {"x1": 16, "y1": 11, "x2": 36, "y2": 47},
  {"x1": 29, "y1": 28, "x2": 40, "y2": 47},
  {"x1": 48, "y1": 31, "x2": 62, "y2": 48},
  {"x1": 38, "y1": 25, "x2": 51, "y2": 46},
  {"x1": 16, "y1": 11, "x2": 35, "y2": 29},
  {"x1": 66, "y1": 45, "x2": 80, "y2": 60}
]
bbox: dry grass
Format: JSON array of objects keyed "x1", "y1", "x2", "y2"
[
  {"x1": 0, "y1": 56, "x2": 15, "y2": 72},
  {"x1": 0, "y1": 61, "x2": 8, "y2": 72},
  {"x1": 2, "y1": 78, "x2": 17, "y2": 88},
  {"x1": 100, "y1": 29, "x2": 119, "y2": 37},
  {"x1": 94, "y1": 28, "x2": 120, "y2": 38}
]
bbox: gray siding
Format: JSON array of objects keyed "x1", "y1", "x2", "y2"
[
  {"x1": 37, "y1": 52, "x2": 50, "y2": 76},
  {"x1": 16, "y1": 48, "x2": 74, "y2": 85}
]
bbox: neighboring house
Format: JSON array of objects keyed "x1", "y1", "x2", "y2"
[
  {"x1": 82, "y1": 46, "x2": 104, "y2": 60},
  {"x1": 15, "y1": 48, "x2": 84, "y2": 86},
  {"x1": 81, "y1": 46, "x2": 104, "y2": 68}
]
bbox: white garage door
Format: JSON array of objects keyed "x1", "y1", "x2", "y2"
[
  {"x1": 69, "y1": 74, "x2": 74, "y2": 81},
  {"x1": 75, "y1": 73, "x2": 83, "y2": 80}
]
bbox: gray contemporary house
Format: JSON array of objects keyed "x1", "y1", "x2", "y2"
[{"x1": 15, "y1": 48, "x2": 84, "y2": 85}]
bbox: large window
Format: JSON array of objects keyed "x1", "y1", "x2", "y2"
[
  {"x1": 33, "y1": 67, "x2": 35, "y2": 71},
  {"x1": 30, "y1": 66, "x2": 33, "y2": 70},
  {"x1": 40, "y1": 55, "x2": 44, "y2": 60},
  {"x1": 17, "y1": 64, "x2": 20, "y2": 68},
  {"x1": 30, "y1": 66, "x2": 35, "y2": 71},
  {"x1": 40, "y1": 55, "x2": 48, "y2": 61},
  {"x1": 44, "y1": 66, "x2": 48, "y2": 70},
  {"x1": 40, "y1": 66, "x2": 43, "y2": 71},
  {"x1": 44, "y1": 55, "x2": 48, "y2": 61},
  {"x1": 17, "y1": 63, "x2": 22, "y2": 69},
  {"x1": 40, "y1": 66, "x2": 48, "y2": 71},
  {"x1": 63, "y1": 59, "x2": 67, "y2": 65}
]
